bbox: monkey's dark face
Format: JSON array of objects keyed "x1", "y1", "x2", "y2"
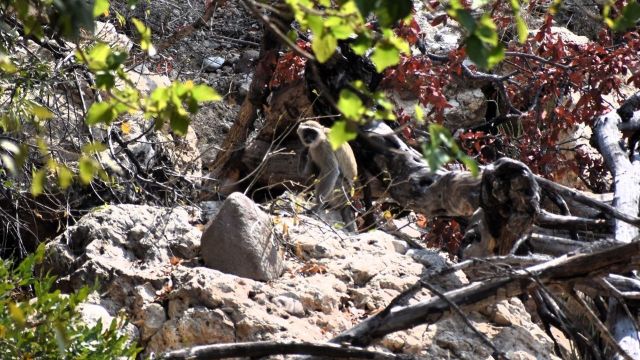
[
  {"x1": 297, "y1": 121, "x2": 327, "y2": 147},
  {"x1": 300, "y1": 128, "x2": 319, "y2": 145}
]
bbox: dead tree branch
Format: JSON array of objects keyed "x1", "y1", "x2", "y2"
[
  {"x1": 592, "y1": 91, "x2": 640, "y2": 359},
  {"x1": 159, "y1": 340, "x2": 407, "y2": 360},
  {"x1": 331, "y1": 240, "x2": 640, "y2": 347}
]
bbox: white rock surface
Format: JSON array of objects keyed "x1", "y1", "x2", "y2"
[{"x1": 46, "y1": 203, "x2": 559, "y2": 359}]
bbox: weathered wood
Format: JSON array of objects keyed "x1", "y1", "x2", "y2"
[
  {"x1": 527, "y1": 232, "x2": 608, "y2": 255},
  {"x1": 592, "y1": 91, "x2": 640, "y2": 360},
  {"x1": 160, "y1": 340, "x2": 401, "y2": 360},
  {"x1": 205, "y1": 15, "x2": 287, "y2": 196},
  {"x1": 593, "y1": 109, "x2": 640, "y2": 242},
  {"x1": 535, "y1": 210, "x2": 610, "y2": 232},
  {"x1": 332, "y1": 240, "x2": 640, "y2": 348}
]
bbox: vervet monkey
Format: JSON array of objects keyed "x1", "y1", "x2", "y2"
[{"x1": 297, "y1": 120, "x2": 358, "y2": 231}]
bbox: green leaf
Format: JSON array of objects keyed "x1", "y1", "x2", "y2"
[
  {"x1": 371, "y1": 43, "x2": 400, "y2": 72},
  {"x1": 286, "y1": 29, "x2": 298, "y2": 43},
  {"x1": 0, "y1": 55, "x2": 17, "y2": 74},
  {"x1": 330, "y1": 24, "x2": 354, "y2": 40},
  {"x1": 78, "y1": 157, "x2": 95, "y2": 184},
  {"x1": 351, "y1": 34, "x2": 372, "y2": 55},
  {"x1": 132, "y1": 18, "x2": 156, "y2": 56},
  {"x1": 383, "y1": 28, "x2": 411, "y2": 54},
  {"x1": 324, "y1": 16, "x2": 342, "y2": 27},
  {"x1": 29, "y1": 103, "x2": 54, "y2": 120},
  {"x1": 328, "y1": 121, "x2": 358, "y2": 150},
  {"x1": 57, "y1": 164, "x2": 74, "y2": 189},
  {"x1": 307, "y1": 15, "x2": 324, "y2": 36},
  {"x1": 460, "y1": 155, "x2": 480, "y2": 177},
  {"x1": 82, "y1": 142, "x2": 107, "y2": 154},
  {"x1": 466, "y1": 36, "x2": 487, "y2": 68},
  {"x1": 312, "y1": 33, "x2": 337, "y2": 63},
  {"x1": 93, "y1": 0, "x2": 110, "y2": 17},
  {"x1": 466, "y1": 35, "x2": 504, "y2": 69},
  {"x1": 515, "y1": 15, "x2": 528, "y2": 43},
  {"x1": 375, "y1": 0, "x2": 413, "y2": 28},
  {"x1": 191, "y1": 85, "x2": 221, "y2": 102},
  {"x1": 475, "y1": 14, "x2": 498, "y2": 46},
  {"x1": 31, "y1": 169, "x2": 46, "y2": 197},
  {"x1": 80, "y1": 43, "x2": 112, "y2": 71},
  {"x1": 86, "y1": 102, "x2": 116, "y2": 125},
  {"x1": 95, "y1": 71, "x2": 116, "y2": 89},
  {"x1": 170, "y1": 114, "x2": 189, "y2": 136},
  {"x1": 8, "y1": 303, "x2": 25, "y2": 327},
  {"x1": 337, "y1": 89, "x2": 364, "y2": 120},
  {"x1": 448, "y1": 3, "x2": 476, "y2": 32},
  {"x1": 115, "y1": 10, "x2": 126, "y2": 26},
  {"x1": 354, "y1": 0, "x2": 376, "y2": 18},
  {"x1": 486, "y1": 43, "x2": 505, "y2": 68},
  {"x1": 33, "y1": 242, "x2": 46, "y2": 263},
  {"x1": 610, "y1": 1, "x2": 640, "y2": 32},
  {"x1": 414, "y1": 105, "x2": 425, "y2": 123}
]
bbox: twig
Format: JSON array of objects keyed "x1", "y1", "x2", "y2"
[
  {"x1": 504, "y1": 51, "x2": 572, "y2": 71},
  {"x1": 535, "y1": 209, "x2": 610, "y2": 231},
  {"x1": 332, "y1": 241, "x2": 640, "y2": 347},
  {"x1": 209, "y1": 34, "x2": 260, "y2": 47}
]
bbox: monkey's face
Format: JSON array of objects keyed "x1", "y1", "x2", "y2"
[
  {"x1": 299, "y1": 127, "x2": 319, "y2": 146},
  {"x1": 297, "y1": 121, "x2": 326, "y2": 147}
]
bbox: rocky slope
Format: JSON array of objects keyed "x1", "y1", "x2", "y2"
[
  {"x1": 35, "y1": 0, "x2": 616, "y2": 357},
  {"x1": 44, "y1": 192, "x2": 560, "y2": 359}
]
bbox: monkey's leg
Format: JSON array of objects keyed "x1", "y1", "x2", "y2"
[
  {"x1": 340, "y1": 206, "x2": 357, "y2": 232},
  {"x1": 314, "y1": 166, "x2": 339, "y2": 206}
]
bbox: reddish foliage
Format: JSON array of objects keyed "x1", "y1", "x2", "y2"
[
  {"x1": 395, "y1": 18, "x2": 421, "y2": 45},
  {"x1": 269, "y1": 40, "x2": 310, "y2": 89},
  {"x1": 489, "y1": 25, "x2": 640, "y2": 183},
  {"x1": 459, "y1": 130, "x2": 503, "y2": 164},
  {"x1": 380, "y1": 55, "x2": 453, "y2": 117},
  {"x1": 395, "y1": 109, "x2": 416, "y2": 143},
  {"x1": 421, "y1": 218, "x2": 463, "y2": 258}
]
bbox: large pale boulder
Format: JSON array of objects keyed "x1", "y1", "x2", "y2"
[{"x1": 200, "y1": 192, "x2": 282, "y2": 281}]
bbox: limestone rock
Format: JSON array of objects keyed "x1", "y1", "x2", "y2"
[
  {"x1": 77, "y1": 302, "x2": 139, "y2": 342},
  {"x1": 443, "y1": 87, "x2": 488, "y2": 129},
  {"x1": 272, "y1": 294, "x2": 305, "y2": 317},
  {"x1": 94, "y1": 21, "x2": 133, "y2": 51},
  {"x1": 138, "y1": 303, "x2": 167, "y2": 341},
  {"x1": 45, "y1": 204, "x2": 559, "y2": 360},
  {"x1": 146, "y1": 307, "x2": 235, "y2": 353},
  {"x1": 201, "y1": 192, "x2": 282, "y2": 281},
  {"x1": 78, "y1": 303, "x2": 114, "y2": 329},
  {"x1": 44, "y1": 205, "x2": 201, "y2": 291}
]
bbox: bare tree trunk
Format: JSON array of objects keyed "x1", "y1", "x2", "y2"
[
  {"x1": 203, "y1": 14, "x2": 287, "y2": 197},
  {"x1": 593, "y1": 92, "x2": 640, "y2": 359}
]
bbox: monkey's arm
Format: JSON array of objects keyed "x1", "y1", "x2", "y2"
[
  {"x1": 298, "y1": 147, "x2": 314, "y2": 177},
  {"x1": 313, "y1": 148, "x2": 340, "y2": 204}
]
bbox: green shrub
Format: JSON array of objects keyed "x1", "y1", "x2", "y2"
[{"x1": 0, "y1": 245, "x2": 139, "y2": 359}]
